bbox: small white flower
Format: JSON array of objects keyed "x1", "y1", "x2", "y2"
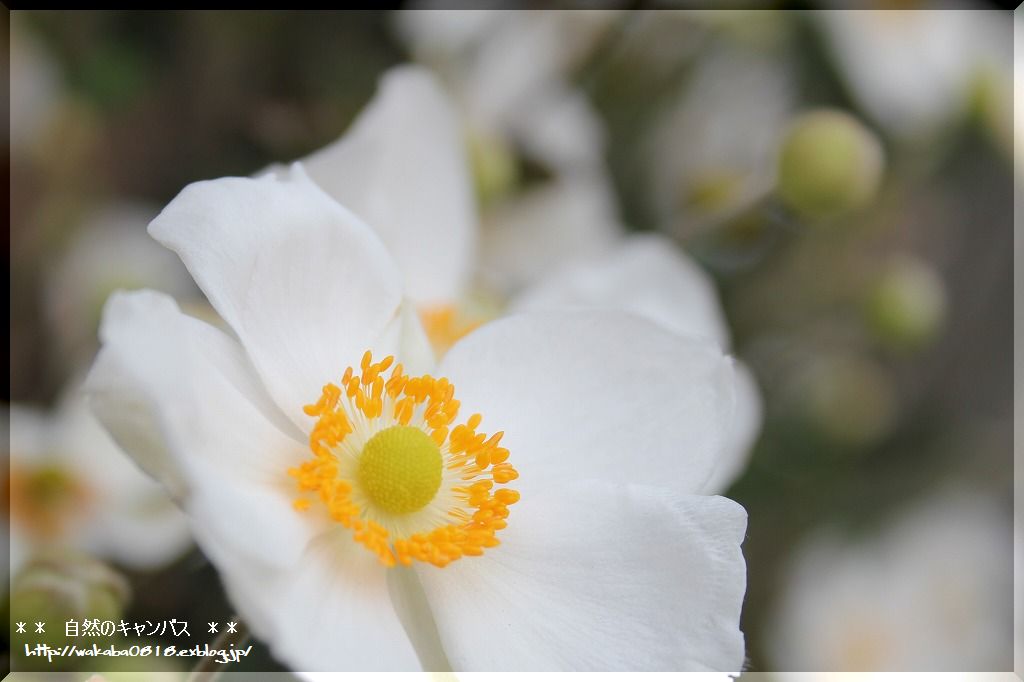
[
  {"x1": 645, "y1": 43, "x2": 795, "y2": 235},
  {"x1": 394, "y1": 10, "x2": 616, "y2": 173},
  {"x1": 7, "y1": 386, "x2": 193, "y2": 576},
  {"x1": 392, "y1": 17, "x2": 622, "y2": 297},
  {"x1": 87, "y1": 165, "x2": 749, "y2": 671},
  {"x1": 769, "y1": 491, "x2": 1012, "y2": 671},
  {"x1": 45, "y1": 202, "x2": 200, "y2": 368},
  {"x1": 819, "y1": 10, "x2": 1009, "y2": 142}
]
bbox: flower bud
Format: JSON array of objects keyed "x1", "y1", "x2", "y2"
[
  {"x1": 8, "y1": 550, "x2": 130, "y2": 653},
  {"x1": 865, "y1": 256, "x2": 947, "y2": 351},
  {"x1": 777, "y1": 110, "x2": 884, "y2": 220},
  {"x1": 801, "y1": 354, "x2": 897, "y2": 447}
]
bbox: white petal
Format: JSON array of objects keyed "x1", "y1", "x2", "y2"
[
  {"x1": 374, "y1": 299, "x2": 437, "y2": 378},
  {"x1": 87, "y1": 290, "x2": 307, "y2": 512},
  {"x1": 393, "y1": 10, "x2": 502, "y2": 62},
  {"x1": 645, "y1": 45, "x2": 792, "y2": 231},
  {"x1": 418, "y1": 480, "x2": 748, "y2": 671},
  {"x1": 819, "y1": 11, "x2": 973, "y2": 139},
  {"x1": 700, "y1": 362, "x2": 761, "y2": 495},
  {"x1": 513, "y1": 234, "x2": 732, "y2": 348},
  {"x1": 79, "y1": 499, "x2": 192, "y2": 571},
  {"x1": 438, "y1": 311, "x2": 737, "y2": 496},
  {"x1": 479, "y1": 174, "x2": 622, "y2": 295},
  {"x1": 43, "y1": 202, "x2": 198, "y2": 367},
  {"x1": 302, "y1": 66, "x2": 476, "y2": 306},
  {"x1": 7, "y1": 403, "x2": 53, "y2": 464},
  {"x1": 461, "y1": 14, "x2": 566, "y2": 136},
  {"x1": 510, "y1": 83, "x2": 606, "y2": 172},
  {"x1": 51, "y1": 387, "x2": 194, "y2": 569},
  {"x1": 203, "y1": 525, "x2": 421, "y2": 671},
  {"x1": 148, "y1": 168, "x2": 405, "y2": 428}
]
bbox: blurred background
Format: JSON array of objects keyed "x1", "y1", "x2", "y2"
[{"x1": 6, "y1": 8, "x2": 1016, "y2": 676}]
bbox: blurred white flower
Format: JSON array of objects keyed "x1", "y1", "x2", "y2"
[
  {"x1": 86, "y1": 168, "x2": 749, "y2": 671},
  {"x1": 45, "y1": 203, "x2": 201, "y2": 369},
  {"x1": 7, "y1": 386, "x2": 193, "y2": 575},
  {"x1": 769, "y1": 491, "x2": 1012, "y2": 671},
  {"x1": 819, "y1": 10, "x2": 1010, "y2": 143},
  {"x1": 645, "y1": 44, "x2": 795, "y2": 235},
  {"x1": 394, "y1": 9, "x2": 616, "y2": 173},
  {"x1": 393, "y1": 14, "x2": 625, "y2": 302}
]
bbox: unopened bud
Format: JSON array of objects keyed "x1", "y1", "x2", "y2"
[
  {"x1": 777, "y1": 110, "x2": 884, "y2": 220},
  {"x1": 9, "y1": 550, "x2": 130, "y2": 652},
  {"x1": 801, "y1": 354, "x2": 897, "y2": 448},
  {"x1": 865, "y1": 256, "x2": 947, "y2": 351}
]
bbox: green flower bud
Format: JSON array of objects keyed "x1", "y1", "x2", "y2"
[
  {"x1": 802, "y1": 354, "x2": 897, "y2": 448},
  {"x1": 865, "y1": 256, "x2": 947, "y2": 351},
  {"x1": 777, "y1": 110, "x2": 885, "y2": 220},
  {"x1": 9, "y1": 550, "x2": 130, "y2": 655}
]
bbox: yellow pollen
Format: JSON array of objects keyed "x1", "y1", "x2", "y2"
[
  {"x1": 420, "y1": 305, "x2": 483, "y2": 356},
  {"x1": 358, "y1": 426, "x2": 442, "y2": 515},
  {"x1": 289, "y1": 350, "x2": 519, "y2": 568}
]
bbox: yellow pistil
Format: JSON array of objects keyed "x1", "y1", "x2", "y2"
[
  {"x1": 358, "y1": 426, "x2": 442, "y2": 515},
  {"x1": 288, "y1": 350, "x2": 519, "y2": 568}
]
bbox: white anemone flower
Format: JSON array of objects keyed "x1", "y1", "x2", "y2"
[
  {"x1": 45, "y1": 203, "x2": 201, "y2": 369},
  {"x1": 86, "y1": 164, "x2": 749, "y2": 671},
  {"x1": 296, "y1": 66, "x2": 761, "y2": 492},
  {"x1": 7, "y1": 388, "x2": 193, "y2": 576},
  {"x1": 769, "y1": 491, "x2": 1013, "y2": 671},
  {"x1": 394, "y1": 10, "x2": 617, "y2": 173},
  {"x1": 819, "y1": 10, "x2": 1010, "y2": 143},
  {"x1": 393, "y1": 14, "x2": 624, "y2": 298},
  {"x1": 645, "y1": 44, "x2": 795, "y2": 237}
]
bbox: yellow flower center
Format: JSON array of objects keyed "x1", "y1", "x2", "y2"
[
  {"x1": 289, "y1": 351, "x2": 519, "y2": 568},
  {"x1": 7, "y1": 463, "x2": 93, "y2": 538},
  {"x1": 357, "y1": 426, "x2": 442, "y2": 515}
]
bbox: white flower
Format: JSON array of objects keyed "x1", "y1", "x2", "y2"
[
  {"x1": 819, "y1": 10, "x2": 1009, "y2": 142},
  {"x1": 645, "y1": 43, "x2": 795, "y2": 236},
  {"x1": 391, "y1": 15, "x2": 623, "y2": 298},
  {"x1": 394, "y1": 10, "x2": 616, "y2": 173},
  {"x1": 295, "y1": 66, "x2": 761, "y2": 492},
  {"x1": 44, "y1": 202, "x2": 201, "y2": 369},
  {"x1": 769, "y1": 491, "x2": 1012, "y2": 671},
  {"x1": 7, "y1": 386, "x2": 193, "y2": 576},
  {"x1": 86, "y1": 165, "x2": 749, "y2": 671}
]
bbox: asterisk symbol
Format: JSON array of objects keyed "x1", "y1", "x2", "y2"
[
  {"x1": 34, "y1": 622, "x2": 45, "y2": 633},
  {"x1": 226, "y1": 621, "x2": 237, "y2": 633},
  {"x1": 15, "y1": 622, "x2": 25, "y2": 633},
  {"x1": 208, "y1": 622, "x2": 218, "y2": 634}
]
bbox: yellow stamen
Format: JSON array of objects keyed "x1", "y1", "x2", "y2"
[
  {"x1": 420, "y1": 305, "x2": 483, "y2": 356},
  {"x1": 289, "y1": 351, "x2": 519, "y2": 568}
]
